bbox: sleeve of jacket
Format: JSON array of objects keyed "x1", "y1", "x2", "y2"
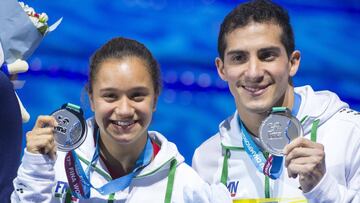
[
  {"x1": 303, "y1": 125, "x2": 360, "y2": 202},
  {"x1": 179, "y1": 161, "x2": 231, "y2": 203},
  {"x1": 191, "y1": 148, "x2": 201, "y2": 172},
  {"x1": 183, "y1": 182, "x2": 232, "y2": 203},
  {"x1": 11, "y1": 149, "x2": 57, "y2": 202}
]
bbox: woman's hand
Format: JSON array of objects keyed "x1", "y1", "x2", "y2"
[{"x1": 26, "y1": 115, "x2": 58, "y2": 160}]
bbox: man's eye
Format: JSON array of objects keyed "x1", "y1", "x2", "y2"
[
  {"x1": 259, "y1": 52, "x2": 277, "y2": 61},
  {"x1": 231, "y1": 54, "x2": 247, "y2": 63},
  {"x1": 104, "y1": 94, "x2": 115, "y2": 98}
]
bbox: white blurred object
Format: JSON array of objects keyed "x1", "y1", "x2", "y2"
[
  {"x1": 0, "y1": 42, "x2": 30, "y2": 123},
  {"x1": 6, "y1": 59, "x2": 29, "y2": 74},
  {"x1": 11, "y1": 80, "x2": 26, "y2": 89},
  {"x1": 15, "y1": 92, "x2": 30, "y2": 123},
  {"x1": 0, "y1": 42, "x2": 3, "y2": 65}
]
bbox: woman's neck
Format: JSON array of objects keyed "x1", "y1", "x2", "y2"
[{"x1": 98, "y1": 133, "x2": 148, "y2": 179}]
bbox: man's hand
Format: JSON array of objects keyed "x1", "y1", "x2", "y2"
[{"x1": 283, "y1": 137, "x2": 326, "y2": 192}]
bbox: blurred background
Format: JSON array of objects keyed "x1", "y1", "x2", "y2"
[{"x1": 17, "y1": 0, "x2": 360, "y2": 164}]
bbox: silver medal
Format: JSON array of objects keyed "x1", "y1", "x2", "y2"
[
  {"x1": 51, "y1": 108, "x2": 86, "y2": 151},
  {"x1": 259, "y1": 110, "x2": 303, "y2": 156}
]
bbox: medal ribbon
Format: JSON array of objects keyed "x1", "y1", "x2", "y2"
[
  {"x1": 239, "y1": 118, "x2": 283, "y2": 179},
  {"x1": 65, "y1": 130, "x2": 153, "y2": 199},
  {"x1": 239, "y1": 93, "x2": 301, "y2": 180}
]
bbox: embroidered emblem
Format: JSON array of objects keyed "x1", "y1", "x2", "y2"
[
  {"x1": 227, "y1": 180, "x2": 239, "y2": 197},
  {"x1": 54, "y1": 181, "x2": 69, "y2": 196},
  {"x1": 16, "y1": 188, "x2": 24, "y2": 194},
  {"x1": 16, "y1": 182, "x2": 27, "y2": 194}
]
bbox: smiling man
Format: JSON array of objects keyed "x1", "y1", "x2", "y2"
[{"x1": 192, "y1": 0, "x2": 360, "y2": 202}]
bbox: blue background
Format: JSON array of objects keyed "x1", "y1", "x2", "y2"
[{"x1": 18, "y1": 0, "x2": 360, "y2": 164}]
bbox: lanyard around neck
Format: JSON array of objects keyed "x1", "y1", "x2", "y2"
[
  {"x1": 239, "y1": 117, "x2": 284, "y2": 180},
  {"x1": 292, "y1": 92, "x2": 301, "y2": 116},
  {"x1": 220, "y1": 92, "x2": 306, "y2": 198},
  {"x1": 64, "y1": 130, "x2": 153, "y2": 199},
  {"x1": 240, "y1": 92, "x2": 302, "y2": 179}
]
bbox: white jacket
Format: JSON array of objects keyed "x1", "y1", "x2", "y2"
[
  {"x1": 192, "y1": 85, "x2": 360, "y2": 202},
  {"x1": 12, "y1": 118, "x2": 231, "y2": 202}
]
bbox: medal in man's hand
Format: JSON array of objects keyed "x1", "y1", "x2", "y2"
[{"x1": 259, "y1": 107, "x2": 303, "y2": 156}]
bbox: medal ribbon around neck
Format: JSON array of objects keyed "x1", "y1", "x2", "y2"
[
  {"x1": 239, "y1": 93, "x2": 301, "y2": 179},
  {"x1": 239, "y1": 118, "x2": 283, "y2": 179},
  {"x1": 64, "y1": 129, "x2": 153, "y2": 199}
]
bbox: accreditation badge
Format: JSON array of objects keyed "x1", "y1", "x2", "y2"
[
  {"x1": 259, "y1": 107, "x2": 303, "y2": 156},
  {"x1": 51, "y1": 103, "x2": 86, "y2": 151}
]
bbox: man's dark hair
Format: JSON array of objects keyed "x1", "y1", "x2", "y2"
[{"x1": 218, "y1": 0, "x2": 295, "y2": 60}]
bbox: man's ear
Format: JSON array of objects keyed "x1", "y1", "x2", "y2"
[
  {"x1": 215, "y1": 57, "x2": 227, "y2": 81},
  {"x1": 289, "y1": 50, "x2": 301, "y2": 77}
]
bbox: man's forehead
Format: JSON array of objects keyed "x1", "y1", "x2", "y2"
[{"x1": 224, "y1": 23, "x2": 284, "y2": 52}]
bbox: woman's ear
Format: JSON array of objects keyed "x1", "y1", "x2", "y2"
[
  {"x1": 152, "y1": 95, "x2": 158, "y2": 112},
  {"x1": 89, "y1": 93, "x2": 95, "y2": 112},
  {"x1": 289, "y1": 50, "x2": 301, "y2": 77}
]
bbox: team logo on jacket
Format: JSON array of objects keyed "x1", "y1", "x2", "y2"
[
  {"x1": 227, "y1": 180, "x2": 239, "y2": 197},
  {"x1": 54, "y1": 181, "x2": 69, "y2": 197}
]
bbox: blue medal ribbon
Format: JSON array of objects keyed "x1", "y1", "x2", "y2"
[
  {"x1": 292, "y1": 92, "x2": 301, "y2": 116},
  {"x1": 239, "y1": 93, "x2": 301, "y2": 179},
  {"x1": 239, "y1": 118, "x2": 283, "y2": 179},
  {"x1": 65, "y1": 130, "x2": 153, "y2": 199}
]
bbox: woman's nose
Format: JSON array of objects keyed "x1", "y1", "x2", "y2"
[{"x1": 114, "y1": 98, "x2": 134, "y2": 117}]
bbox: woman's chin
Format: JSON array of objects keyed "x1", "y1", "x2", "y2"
[
  {"x1": 104, "y1": 123, "x2": 146, "y2": 145},
  {"x1": 108, "y1": 133, "x2": 136, "y2": 145}
]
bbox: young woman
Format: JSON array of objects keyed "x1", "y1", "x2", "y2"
[{"x1": 12, "y1": 37, "x2": 230, "y2": 202}]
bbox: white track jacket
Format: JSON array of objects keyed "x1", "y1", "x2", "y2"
[
  {"x1": 193, "y1": 85, "x2": 360, "y2": 202},
  {"x1": 12, "y1": 118, "x2": 231, "y2": 202}
]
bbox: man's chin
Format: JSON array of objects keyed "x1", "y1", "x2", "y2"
[{"x1": 244, "y1": 103, "x2": 272, "y2": 115}]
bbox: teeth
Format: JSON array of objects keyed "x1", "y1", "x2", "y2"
[
  {"x1": 244, "y1": 86, "x2": 261, "y2": 92},
  {"x1": 114, "y1": 120, "x2": 134, "y2": 126}
]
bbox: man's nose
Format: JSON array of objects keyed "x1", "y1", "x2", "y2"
[{"x1": 244, "y1": 57, "x2": 264, "y2": 82}]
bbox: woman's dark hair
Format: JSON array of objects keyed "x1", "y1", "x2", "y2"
[{"x1": 87, "y1": 37, "x2": 162, "y2": 95}]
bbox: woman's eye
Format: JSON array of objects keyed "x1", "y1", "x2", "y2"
[
  {"x1": 131, "y1": 93, "x2": 146, "y2": 102},
  {"x1": 103, "y1": 93, "x2": 117, "y2": 101}
]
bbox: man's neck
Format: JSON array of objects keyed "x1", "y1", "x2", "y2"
[
  {"x1": 238, "y1": 86, "x2": 295, "y2": 138},
  {"x1": 238, "y1": 111, "x2": 266, "y2": 137}
]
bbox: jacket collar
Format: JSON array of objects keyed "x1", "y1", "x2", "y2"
[
  {"x1": 76, "y1": 118, "x2": 183, "y2": 178},
  {"x1": 137, "y1": 131, "x2": 183, "y2": 177},
  {"x1": 219, "y1": 111, "x2": 245, "y2": 148}
]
